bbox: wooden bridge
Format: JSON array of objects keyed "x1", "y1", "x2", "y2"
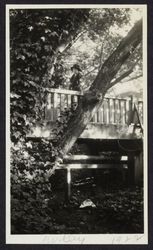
[
  {"x1": 29, "y1": 88, "x2": 144, "y2": 198},
  {"x1": 31, "y1": 88, "x2": 143, "y2": 140}
]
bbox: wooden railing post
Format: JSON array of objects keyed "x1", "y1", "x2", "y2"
[
  {"x1": 129, "y1": 95, "x2": 134, "y2": 112},
  {"x1": 113, "y1": 99, "x2": 116, "y2": 124},
  {"x1": 138, "y1": 100, "x2": 143, "y2": 125},
  {"x1": 124, "y1": 100, "x2": 127, "y2": 124}
]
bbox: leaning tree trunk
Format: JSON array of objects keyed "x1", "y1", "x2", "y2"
[{"x1": 50, "y1": 19, "x2": 142, "y2": 173}]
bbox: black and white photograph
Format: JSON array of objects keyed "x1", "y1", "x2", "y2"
[{"x1": 6, "y1": 4, "x2": 147, "y2": 244}]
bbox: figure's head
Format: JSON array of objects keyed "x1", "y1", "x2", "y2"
[{"x1": 71, "y1": 64, "x2": 82, "y2": 73}]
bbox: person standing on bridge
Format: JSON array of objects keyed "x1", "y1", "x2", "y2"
[{"x1": 69, "y1": 64, "x2": 82, "y2": 91}]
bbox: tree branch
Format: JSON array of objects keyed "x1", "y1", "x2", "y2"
[
  {"x1": 109, "y1": 57, "x2": 141, "y2": 87},
  {"x1": 99, "y1": 30, "x2": 110, "y2": 69},
  {"x1": 60, "y1": 30, "x2": 86, "y2": 54},
  {"x1": 99, "y1": 39, "x2": 105, "y2": 69},
  {"x1": 121, "y1": 73, "x2": 143, "y2": 83},
  {"x1": 109, "y1": 68, "x2": 133, "y2": 87},
  {"x1": 84, "y1": 66, "x2": 99, "y2": 77}
]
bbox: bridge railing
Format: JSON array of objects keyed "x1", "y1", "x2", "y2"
[{"x1": 44, "y1": 88, "x2": 143, "y2": 125}]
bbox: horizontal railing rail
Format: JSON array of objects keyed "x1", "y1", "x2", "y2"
[{"x1": 44, "y1": 88, "x2": 143, "y2": 126}]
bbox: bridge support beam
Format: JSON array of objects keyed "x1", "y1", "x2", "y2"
[
  {"x1": 127, "y1": 153, "x2": 135, "y2": 186},
  {"x1": 66, "y1": 168, "x2": 71, "y2": 202},
  {"x1": 135, "y1": 152, "x2": 143, "y2": 185}
]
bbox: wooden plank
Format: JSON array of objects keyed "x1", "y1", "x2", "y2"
[
  {"x1": 46, "y1": 87, "x2": 134, "y2": 101},
  {"x1": 64, "y1": 159, "x2": 128, "y2": 164},
  {"x1": 109, "y1": 98, "x2": 113, "y2": 124},
  {"x1": 68, "y1": 94, "x2": 72, "y2": 108},
  {"x1": 118, "y1": 99, "x2": 122, "y2": 124},
  {"x1": 65, "y1": 94, "x2": 69, "y2": 108},
  {"x1": 53, "y1": 92, "x2": 58, "y2": 121},
  {"x1": 113, "y1": 99, "x2": 116, "y2": 124},
  {"x1": 96, "y1": 110, "x2": 100, "y2": 123},
  {"x1": 45, "y1": 93, "x2": 52, "y2": 121},
  {"x1": 116, "y1": 99, "x2": 120, "y2": 124},
  {"x1": 135, "y1": 152, "x2": 143, "y2": 185},
  {"x1": 103, "y1": 99, "x2": 107, "y2": 124},
  {"x1": 138, "y1": 101, "x2": 143, "y2": 125},
  {"x1": 64, "y1": 155, "x2": 127, "y2": 161},
  {"x1": 106, "y1": 98, "x2": 109, "y2": 124},
  {"x1": 98, "y1": 107, "x2": 103, "y2": 123},
  {"x1": 120, "y1": 100, "x2": 124, "y2": 124},
  {"x1": 124, "y1": 100, "x2": 127, "y2": 124},
  {"x1": 57, "y1": 163, "x2": 125, "y2": 169},
  {"x1": 129, "y1": 96, "x2": 133, "y2": 111},
  {"x1": 50, "y1": 93, "x2": 54, "y2": 121},
  {"x1": 56, "y1": 93, "x2": 61, "y2": 120},
  {"x1": 46, "y1": 87, "x2": 83, "y2": 96},
  {"x1": 59, "y1": 93, "x2": 62, "y2": 110},
  {"x1": 108, "y1": 98, "x2": 111, "y2": 124},
  {"x1": 125, "y1": 98, "x2": 130, "y2": 125},
  {"x1": 93, "y1": 113, "x2": 97, "y2": 123}
]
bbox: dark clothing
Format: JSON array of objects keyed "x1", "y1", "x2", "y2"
[{"x1": 70, "y1": 72, "x2": 82, "y2": 91}]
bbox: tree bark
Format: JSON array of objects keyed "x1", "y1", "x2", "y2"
[{"x1": 51, "y1": 19, "x2": 142, "y2": 172}]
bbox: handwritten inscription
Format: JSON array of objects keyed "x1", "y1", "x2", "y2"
[
  {"x1": 41, "y1": 234, "x2": 146, "y2": 245},
  {"x1": 42, "y1": 235, "x2": 85, "y2": 244},
  {"x1": 111, "y1": 234, "x2": 145, "y2": 244}
]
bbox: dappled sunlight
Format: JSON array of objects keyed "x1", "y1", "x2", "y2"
[
  {"x1": 32, "y1": 126, "x2": 41, "y2": 137},
  {"x1": 121, "y1": 156, "x2": 128, "y2": 161}
]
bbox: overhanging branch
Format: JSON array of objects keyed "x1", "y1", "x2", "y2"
[
  {"x1": 121, "y1": 73, "x2": 143, "y2": 83},
  {"x1": 109, "y1": 68, "x2": 133, "y2": 88},
  {"x1": 90, "y1": 19, "x2": 142, "y2": 93},
  {"x1": 109, "y1": 57, "x2": 141, "y2": 88}
]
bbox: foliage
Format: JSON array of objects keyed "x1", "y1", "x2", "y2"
[
  {"x1": 60, "y1": 8, "x2": 142, "y2": 91},
  {"x1": 11, "y1": 138, "x2": 51, "y2": 233}
]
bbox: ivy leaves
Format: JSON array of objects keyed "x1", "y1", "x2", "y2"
[{"x1": 10, "y1": 9, "x2": 90, "y2": 143}]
